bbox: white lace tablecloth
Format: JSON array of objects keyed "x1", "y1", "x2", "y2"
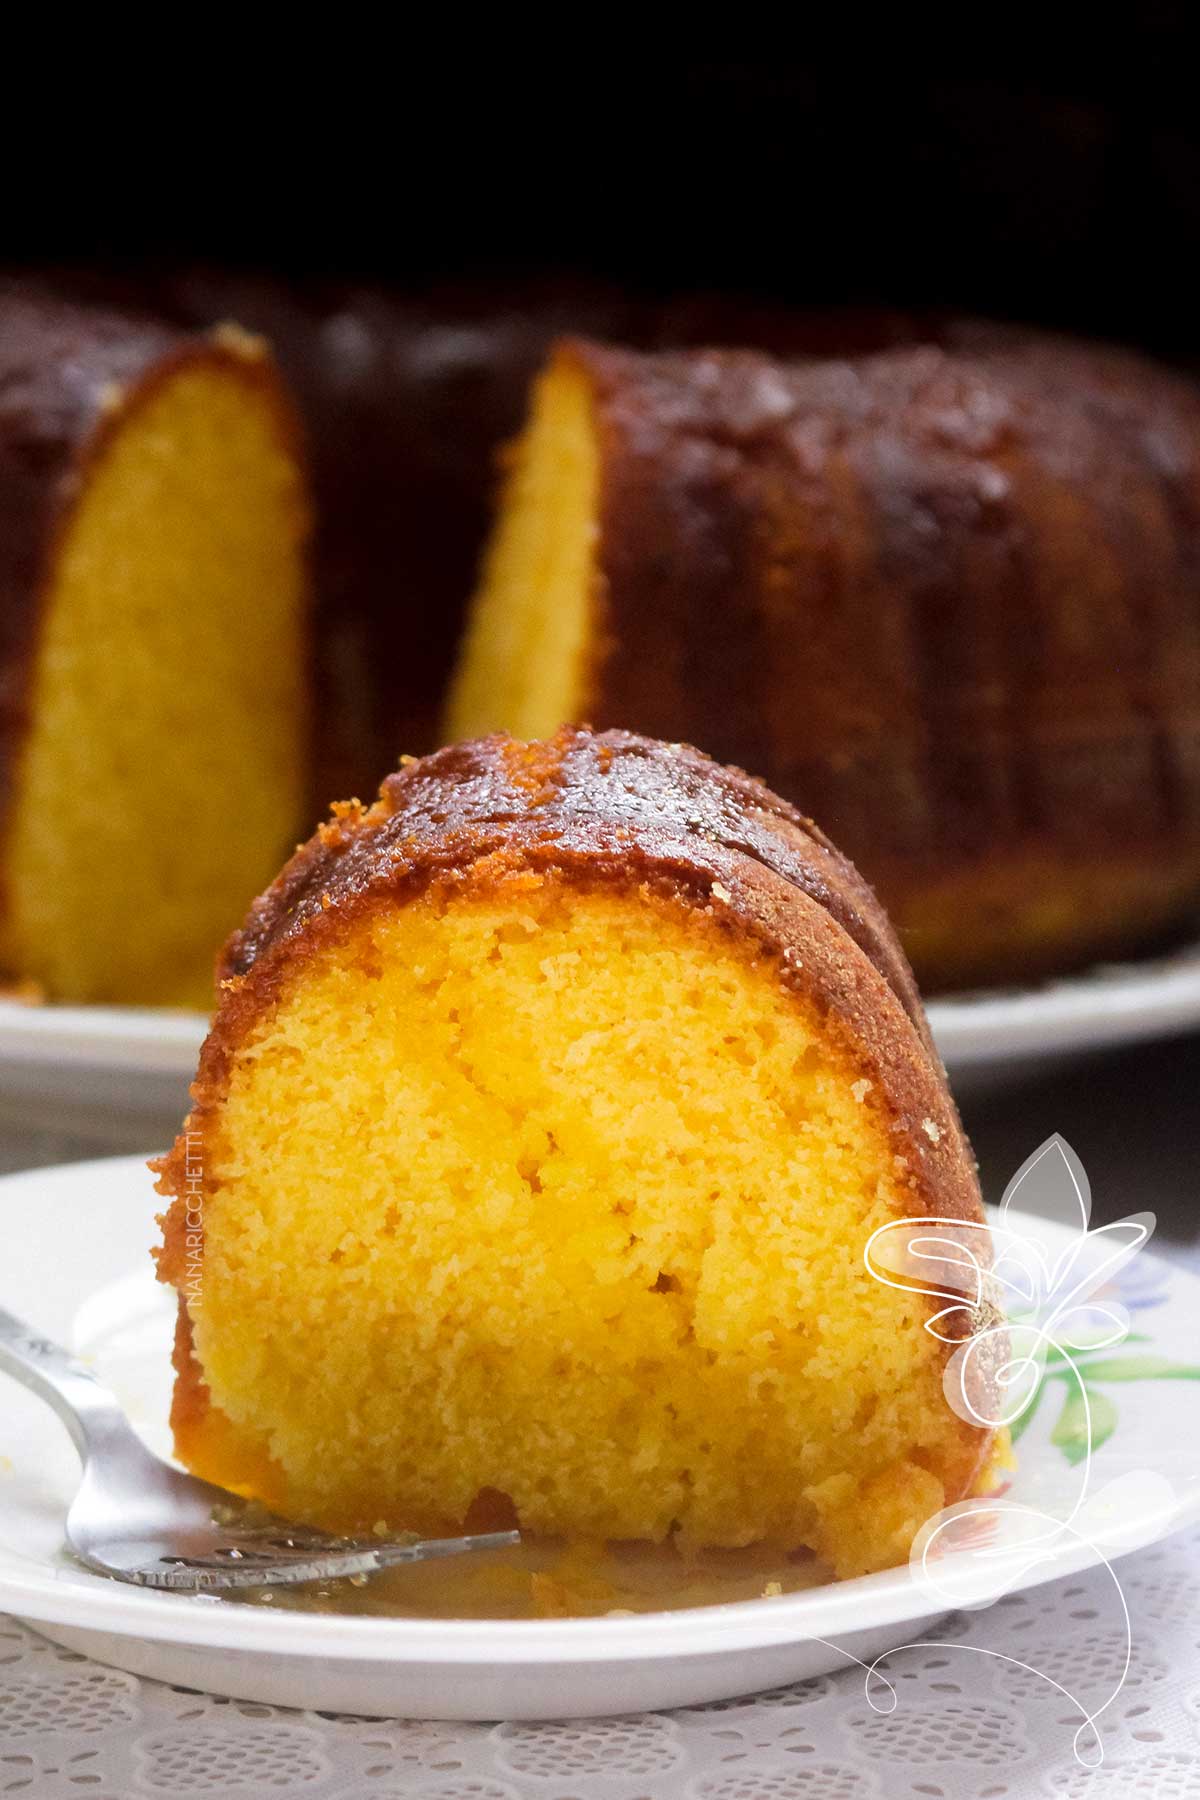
[{"x1": 1, "y1": 1516, "x2": 1197, "y2": 1800}]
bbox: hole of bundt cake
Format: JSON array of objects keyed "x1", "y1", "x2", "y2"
[
  {"x1": 185, "y1": 879, "x2": 973, "y2": 1576},
  {"x1": 0, "y1": 360, "x2": 307, "y2": 1005}
]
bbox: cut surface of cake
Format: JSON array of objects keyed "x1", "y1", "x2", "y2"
[
  {"x1": 155, "y1": 727, "x2": 995, "y2": 1580},
  {"x1": 0, "y1": 286, "x2": 311, "y2": 1005},
  {"x1": 447, "y1": 336, "x2": 1200, "y2": 989}
]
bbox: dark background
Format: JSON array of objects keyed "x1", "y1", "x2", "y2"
[{"x1": 7, "y1": 44, "x2": 1200, "y2": 354}]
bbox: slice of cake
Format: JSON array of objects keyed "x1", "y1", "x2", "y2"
[
  {"x1": 446, "y1": 336, "x2": 1200, "y2": 990},
  {"x1": 154, "y1": 728, "x2": 995, "y2": 1580},
  {"x1": 0, "y1": 285, "x2": 310, "y2": 1006}
]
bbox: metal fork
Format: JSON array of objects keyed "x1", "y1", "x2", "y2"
[{"x1": 0, "y1": 1306, "x2": 517, "y2": 1590}]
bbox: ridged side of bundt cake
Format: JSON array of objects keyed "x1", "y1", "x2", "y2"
[
  {"x1": 0, "y1": 285, "x2": 311, "y2": 1005},
  {"x1": 39, "y1": 268, "x2": 942, "y2": 797},
  {"x1": 155, "y1": 727, "x2": 996, "y2": 1581},
  {"x1": 447, "y1": 336, "x2": 1200, "y2": 988}
]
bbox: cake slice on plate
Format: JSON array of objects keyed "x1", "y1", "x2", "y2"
[{"x1": 154, "y1": 727, "x2": 996, "y2": 1579}]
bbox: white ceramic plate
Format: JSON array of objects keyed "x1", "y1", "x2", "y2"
[
  {"x1": 0, "y1": 1155, "x2": 1197, "y2": 1719},
  {"x1": 3, "y1": 937, "x2": 1200, "y2": 1148},
  {"x1": 928, "y1": 933, "x2": 1200, "y2": 1082}
]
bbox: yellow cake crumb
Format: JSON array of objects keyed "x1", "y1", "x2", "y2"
[
  {"x1": 0, "y1": 358, "x2": 307, "y2": 1005},
  {"x1": 173, "y1": 878, "x2": 985, "y2": 1579}
]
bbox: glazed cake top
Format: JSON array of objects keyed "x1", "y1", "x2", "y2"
[{"x1": 225, "y1": 726, "x2": 924, "y2": 1029}]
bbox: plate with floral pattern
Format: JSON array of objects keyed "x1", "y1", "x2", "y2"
[{"x1": 0, "y1": 1146, "x2": 1197, "y2": 1720}]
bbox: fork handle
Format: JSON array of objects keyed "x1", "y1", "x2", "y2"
[{"x1": 0, "y1": 1304, "x2": 145, "y2": 1463}]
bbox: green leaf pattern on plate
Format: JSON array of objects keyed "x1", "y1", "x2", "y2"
[
  {"x1": 1049, "y1": 1381, "x2": 1118, "y2": 1466},
  {"x1": 1064, "y1": 1355, "x2": 1200, "y2": 1382},
  {"x1": 1009, "y1": 1339, "x2": 1200, "y2": 1462}
]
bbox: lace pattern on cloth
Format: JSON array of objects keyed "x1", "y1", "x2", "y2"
[{"x1": 2, "y1": 1519, "x2": 1199, "y2": 1799}]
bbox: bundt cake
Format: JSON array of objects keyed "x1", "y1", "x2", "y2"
[
  {"x1": 41, "y1": 268, "x2": 933, "y2": 798},
  {"x1": 448, "y1": 336, "x2": 1200, "y2": 988},
  {"x1": 9, "y1": 268, "x2": 1197, "y2": 999},
  {"x1": 154, "y1": 727, "x2": 996, "y2": 1582},
  {"x1": 0, "y1": 286, "x2": 310, "y2": 1006}
]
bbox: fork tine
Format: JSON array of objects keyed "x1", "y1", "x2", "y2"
[
  {"x1": 101, "y1": 1528, "x2": 521, "y2": 1591},
  {"x1": 373, "y1": 1529, "x2": 520, "y2": 1568}
]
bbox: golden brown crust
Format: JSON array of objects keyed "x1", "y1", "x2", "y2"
[
  {"x1": 549, "y1": 336, "x2": 1200, "y2": 982},
  {"x1": 223, "y1": 726, "x2": 929, "y2": 1029},
  {"x1": 0, "y1": 281, "x2": 309, "y2": 934},
  {"x1": 155, "y1": 728, "x2": 985, "y2": 1294}
]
